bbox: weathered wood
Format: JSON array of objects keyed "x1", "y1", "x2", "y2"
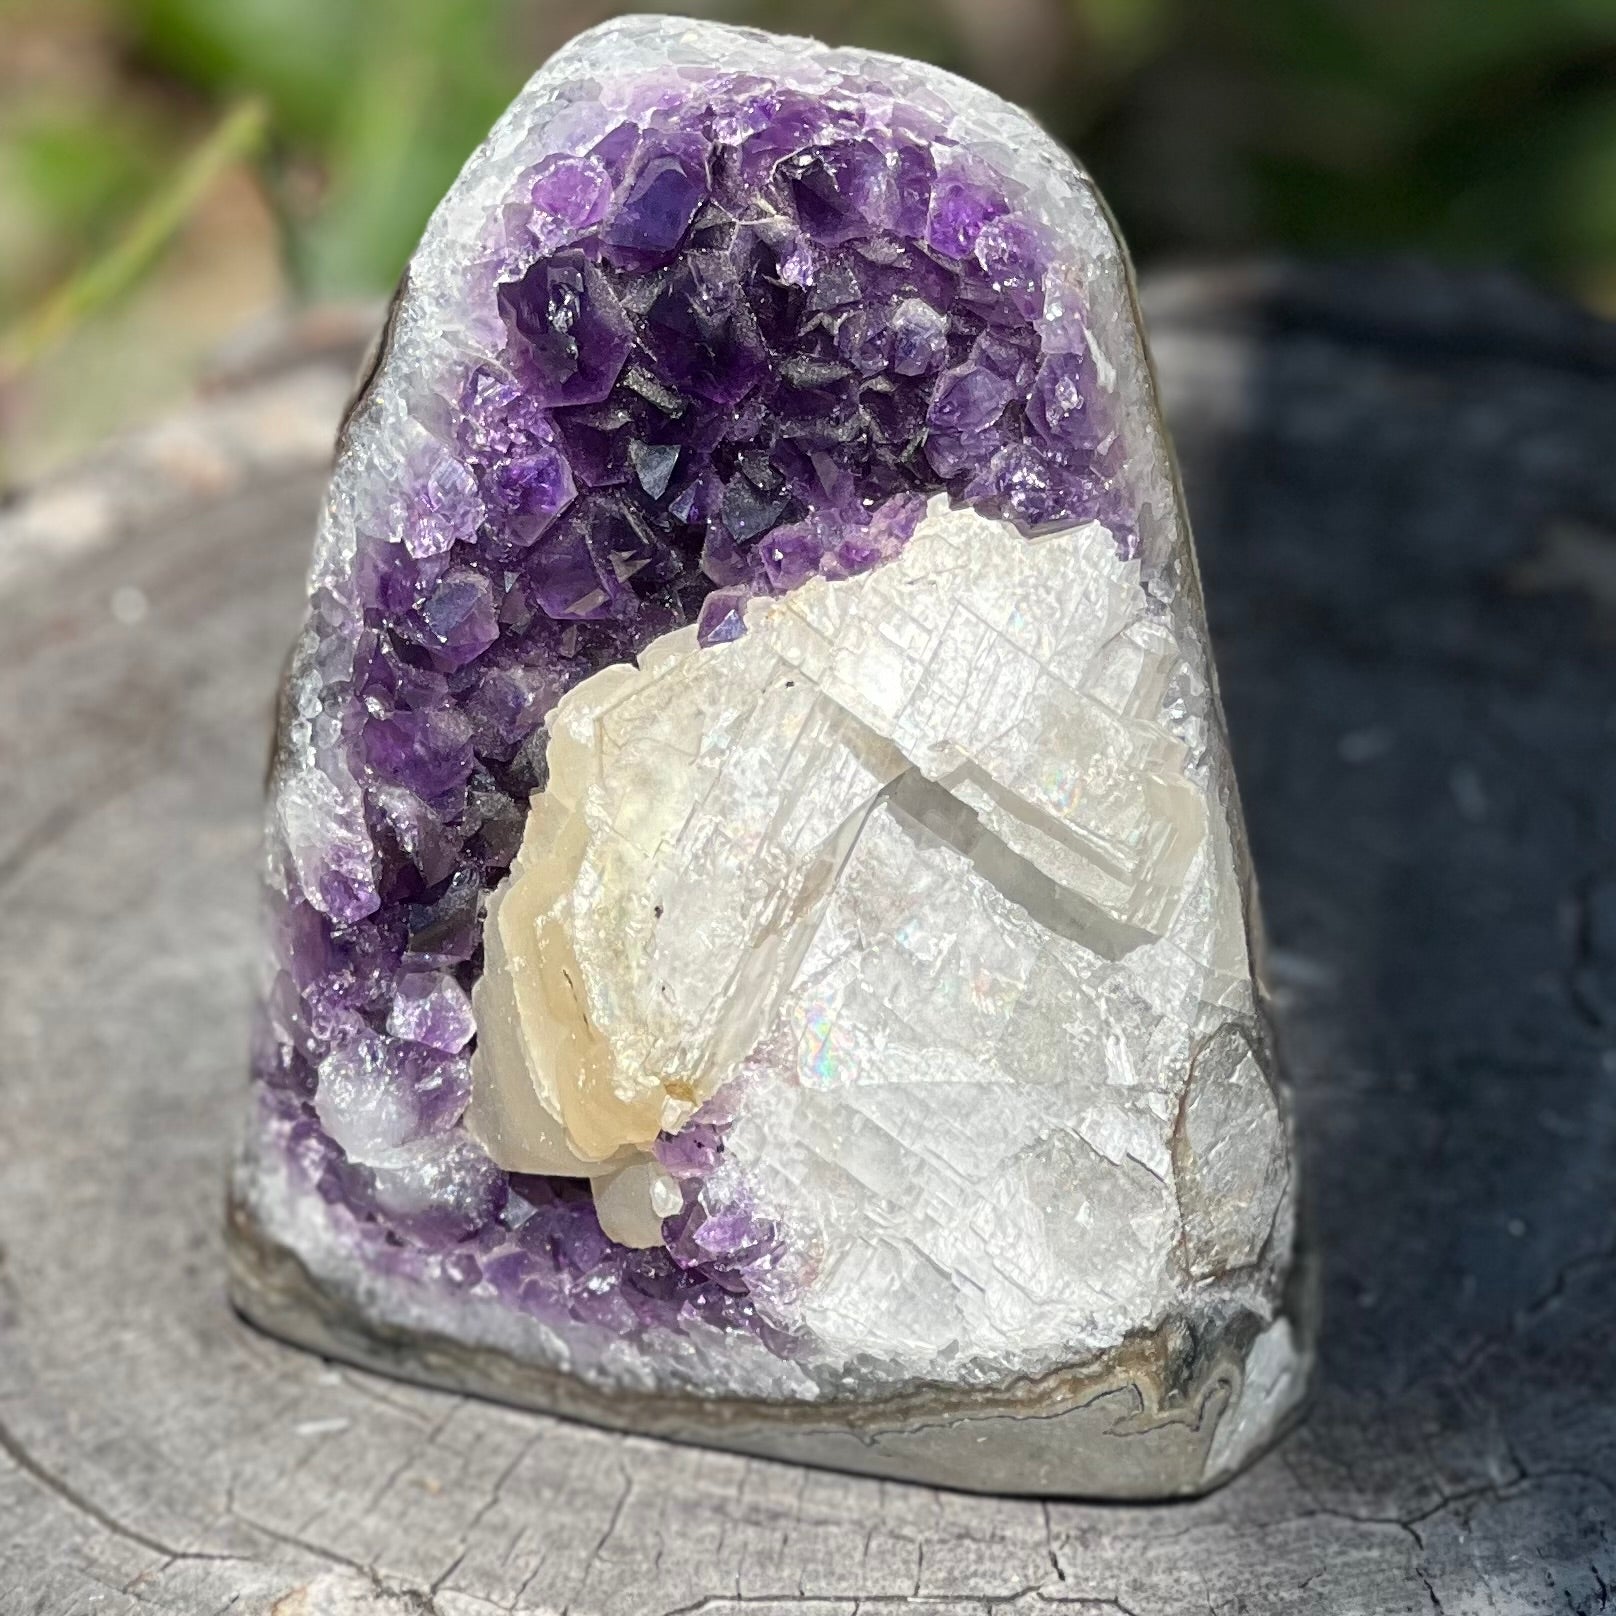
[{"x1": 2, "y1": 267, "x2": 1613, "y2": 1614}]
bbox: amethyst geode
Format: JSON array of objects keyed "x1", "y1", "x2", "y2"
[{"x1": 232, "y1": 16, "x2": 1309, "y2": 1498}]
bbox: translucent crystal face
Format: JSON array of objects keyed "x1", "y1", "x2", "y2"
[
  {"x1": 465, "y1": 498, "x2": 1279, "y2": 1364},
  {"x1": 246, "y1": 20, "x2": 1292, "y2": 1413}
]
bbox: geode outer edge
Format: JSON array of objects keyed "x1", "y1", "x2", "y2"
[
  {"x1": 230, "y1": 13, "x2": 1313, "y2": 1499},
  {"x1": 230, "y1": 1197, "x2": 1316, "y2": 1498}
]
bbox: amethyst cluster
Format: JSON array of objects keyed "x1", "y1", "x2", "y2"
[{"x1": 250, "y1": 58, "x2": 1123, "y2": 1354}]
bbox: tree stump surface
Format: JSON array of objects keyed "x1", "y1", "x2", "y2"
[{"x1": 3, "y1": 266, "x2": 1613, "y2": 1615}]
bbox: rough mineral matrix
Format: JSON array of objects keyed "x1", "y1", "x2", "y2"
[{"x1": 230, "y1": 14, "x2": 1311, "y2": 1497}]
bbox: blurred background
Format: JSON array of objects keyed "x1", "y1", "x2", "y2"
[{"x1": 4, "y1": 0, "x2": 1616, "y2": 487}]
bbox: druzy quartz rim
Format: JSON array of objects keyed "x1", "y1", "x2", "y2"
[{"x1": 236, "y1": 12, "x2": 1310, "y2": 1499}]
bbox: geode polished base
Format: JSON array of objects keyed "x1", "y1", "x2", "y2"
[{"x1": 231, "y1": 15, "x2": 1312, "y2": 1498}]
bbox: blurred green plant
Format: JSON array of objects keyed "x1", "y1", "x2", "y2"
[
  {"x1": 0, "y1": 97, "x2": 265, "y2": 382},
  {"x1": 125, "y1": 0, "x2": 526, "y2": 293},
  {"x1": 1175, "y1": 0, "x2": 1616, "y2": 278},
  {"x1": 5, "y1": 0, "x2": 1616, "y2": 396}
]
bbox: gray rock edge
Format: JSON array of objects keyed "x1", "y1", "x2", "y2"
[{"x1": 226, "y1": 1189, "x2": 1317, "y2": 1500}]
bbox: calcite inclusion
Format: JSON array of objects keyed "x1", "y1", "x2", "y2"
[{"x1": 232, "y1": 14, "x2": 1308, "y2": 1498}]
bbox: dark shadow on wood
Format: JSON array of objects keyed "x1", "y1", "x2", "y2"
[{"x1": 1154, "y1": 258, "x2": 1616, "y2": 1583}]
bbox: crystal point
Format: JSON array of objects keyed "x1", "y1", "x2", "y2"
[{"x1": 231, "y1": 15, "x2": 1310, "y2": 1500}]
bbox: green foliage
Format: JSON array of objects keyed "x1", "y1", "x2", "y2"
[
  {"x1": 1234, "y1": 0, "x2": 1616, "y2": 250},
  {"x1": 0, "y1": 92, "x2": 164, "y2": 321},
  {"x1": 1, "y1": 98, "x2": 267, "y2": 381},
  {"x1": 9, "y1": 114, "x2": 157, "y2": 242},
  {"x1": 7, "y1": 0, "x2": 1616, "y2": 337},
  {"x1": 124, "y1": 0, "x2": 526, "y2": 293}
]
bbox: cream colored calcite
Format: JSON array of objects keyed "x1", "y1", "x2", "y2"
[{"x1": 469, "y1": 496, "x2": 1286, "y2": 1342}]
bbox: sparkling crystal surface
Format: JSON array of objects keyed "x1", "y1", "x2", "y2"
[
  {"x1": 237, "y1": 14, "x2": 1302, "y2": 1451},
  {"x1": 468, "y1": 500, "x2": 1288, "y2": 1375}
]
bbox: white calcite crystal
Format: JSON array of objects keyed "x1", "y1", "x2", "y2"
[
  {"x1": 231, "y1": 12, "x2": 1310, "y2": 1499},
  {"x1": 469, "y1": 500, "x2": 1278, "y2": 1358}
]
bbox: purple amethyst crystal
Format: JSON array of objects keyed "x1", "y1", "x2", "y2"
[
  {"x1": 231, "y1": 17, "x2": 1303, "y2": 1502},
  {"x1": 244, "y1": 34, "x2": 1131, "y2": 1365},
  {"x1": 249, "y1": 34, "x2": 1126, "y2": 1326}
]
